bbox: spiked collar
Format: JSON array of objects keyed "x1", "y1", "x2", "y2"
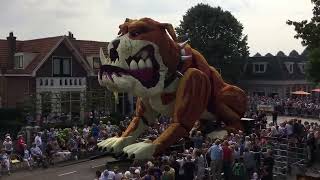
[{"x1": 164, "y1": 41, "x2": 192, "y2": 88}]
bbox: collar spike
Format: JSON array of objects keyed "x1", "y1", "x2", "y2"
[
  {"x1": 181, "y1": 55, "x2": 192, "y2": 61},
  {"x1": 178, "y1": 40, "x2": 189, "y2": 48}
]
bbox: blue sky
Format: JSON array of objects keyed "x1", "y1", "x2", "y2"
[{"x1": 0, "y1": 0, "x2": 313, "y2": 55}]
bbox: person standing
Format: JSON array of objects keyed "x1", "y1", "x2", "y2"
[
  {"x1": 34, "y1": 132, "x2": 43, "y2": 149},
  {"x1": 16, "y1": 135, "x2": 26, "y2": 156},
  {"x1": 272, "y1": 110, "x2": 278, "y2": 126},
  {"x1": 182, "y1": 155, "x2": 196, "y2": 180},
  {"x1": 232, "y1": 158, "x2": 247, "y2": 179},
  {"x1": 3, "y1": 136, "x2": 13, "y2": 156},
  {"x1": 194, "y1": 150, "x2": 205, "y2": 180},
  {"x1": 243, "y1": 148, "x2": 256, "y2": 177},
  {"x1": 261, "y1": 150, "x2": 274, "y2": 180},
  {"x1": 207, "y1": 140, "x2": 223, "y2": 180},
  {"x1": 162, "y1": 165, "x2": 175, "y2": 180},
  {"x1": 190, "y1": 131, "x2": 204, "y2": 150},
  {"x1": 222, "y1": 141, "x2": 233, "y2": 180}
]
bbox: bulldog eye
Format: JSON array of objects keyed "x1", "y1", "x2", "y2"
[{"x1": 130, "y1": 31, "x2": 141, "y2": 37}]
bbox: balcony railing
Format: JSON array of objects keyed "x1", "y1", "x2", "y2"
[{"x1": 36, "y1": 77, "x2": 86, "y2": 90}]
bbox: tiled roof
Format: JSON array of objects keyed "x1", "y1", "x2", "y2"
[
  {"x1": 73, "y1": 39, "x2": 108, "y2": 57},
  {"x1": 0, "y1": 39, "x2": 9, "y2": 69},
  {"x1": 0, "y1": 35, "x2": 108, "y2": 75}
]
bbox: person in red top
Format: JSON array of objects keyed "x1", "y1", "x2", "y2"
[
  {"x1": 222, "y1": 140, "x2": 233, "y2": 180},
  {"x1": 16, "y1": 135, "x2": 26, "y2": 156}
]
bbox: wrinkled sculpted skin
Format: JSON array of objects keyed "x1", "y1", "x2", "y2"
[{"x1": 97, "y1": 18, "x2": 247, "y2": 160}]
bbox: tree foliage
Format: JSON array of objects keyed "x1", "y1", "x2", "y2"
[
  {"x1": 287, "y1": 0, "x2": 320, "y2": 83},
  {"x1": 176, "y1": 3, "x2": 249, "y2": 83}
]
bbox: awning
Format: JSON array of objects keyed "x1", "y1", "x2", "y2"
[
  {"x1": 291, "y1": 90, "x2": 311, "y2": 95},
  {"x1": 311, "y1": 88, "x2": 320, "y2": 92}
]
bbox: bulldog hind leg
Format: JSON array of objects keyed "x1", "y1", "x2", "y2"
[{"x1": 215, "y1": 85, "x2": 247, "y2": 131}]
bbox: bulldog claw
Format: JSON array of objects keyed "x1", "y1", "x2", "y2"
[
  {"x1": 130, "y1": 154, "x2": 135, "y2": 159},
  {"x1": 123, "y1": 142, "x2": 157, "y2": 160},
  {"x1": 97, "y1": 136, "x2": 135, "y2": 154}
]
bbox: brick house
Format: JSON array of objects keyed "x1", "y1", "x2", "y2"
[
  {"x1": 0, "y1": 32, "x2": 134, "y2": 122},
  {"x1": 239, "y1": 50, "x2": 313, "y2": 98}
]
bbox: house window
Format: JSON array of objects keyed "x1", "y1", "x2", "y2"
[
  {"x1": 14, "y1": 55, "x2": 24, "y2": 69},
  {"x1": 53, "y1": 57, "x2": 71, "y2": 76},
  {"x1": 93, "y1": 57, "x2": 101, "y2": 69},
  {"x1": 253, "y1": 63, "x2": 266, "y2": 73},
  {"x1": 289, "y1": 64, "x2": 293, "y2": 74},
  {"x1": 285, "y1": 62, "x2": 294, "y2": 74},
  {"x1": 298, "y1": 63, "x2": 306, "y2": 74}
]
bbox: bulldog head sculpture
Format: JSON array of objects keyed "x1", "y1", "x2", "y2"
[{"x1": 98, "y1": 18, "x2": 182, "y2": 97}]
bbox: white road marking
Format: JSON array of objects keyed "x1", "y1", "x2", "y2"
[
  {"x1": 58, "y1": 171, "x2": 77, "y2": 176},
  {"x1": 91, "y1": 164, "x2": 105, "y2": 169}
]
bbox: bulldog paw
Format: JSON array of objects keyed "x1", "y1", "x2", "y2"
[
  {"x1": 97, "y1": 136, "x2": 135, "y2": 153},
  {"x1": 123, "y1": 141, "x2": 157, "y2": 160}
]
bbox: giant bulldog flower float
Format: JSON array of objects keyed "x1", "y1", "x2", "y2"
[{"x1": 97, "y1": 18, "x2": 247, "y2": 160}]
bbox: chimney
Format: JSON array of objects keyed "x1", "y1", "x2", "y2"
[
  {"x1": 68, "y1": 31, "x2": 75, "y2": 40},
  {"x1": 7, "y1": 32, "x2": 16, "y2": 69}
]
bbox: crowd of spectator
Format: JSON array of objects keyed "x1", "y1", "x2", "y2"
[
  {"x1": 3, "y1": 95, "x2": 320, "y2": 179},
  {"x1": 248, "y1": 96, "x2": 320, "y2": 119},
  {"x1": 0, "y1": 119, "x2": 120, "y2": 176}
]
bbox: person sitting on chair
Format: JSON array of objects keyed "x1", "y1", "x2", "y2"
[
  {"x1": 30, "y1": 143, "x2": 46, "y2": 167},
  {"x1": 23, "y1": 144, "x2": 33, "y2": 170},
  {"x1": 0, "y1": 149, "x2": 10, "y2": 175}
]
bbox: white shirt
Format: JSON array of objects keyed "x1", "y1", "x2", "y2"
[
  {"x1": 285, "y1": 124, "x2": 293, "y2": 135},
  {"x1": 83, "y1": 127, "x2": 89, "y2": 137},
  {"x1": 114, "y1": 173, "x2": 123, "y2": 180},
  {"x1": 35, "y1": 135, "x2": 42, "y2": 147},
  {"x1": 3, "y1": 140, "x2": 13, "y2": 151},
  {"x1": 30, "y1": 146, "x2": 42, "y2": 156}
]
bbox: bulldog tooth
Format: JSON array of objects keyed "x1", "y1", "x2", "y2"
[
  {"x1": 106, "y1": 57, "x2": 111, "y2": 65},
  {"x1": 145, "y1": 58, "x2": 152, "y2": 68},
  {"x1": 120, "y1": 61, "x2": 129, "y2": 69},
  {"x1": 138, "y1": 59, "x2": 146, "y2": 69},
  {"x1": 114, "y1": 59, "x2": 120, "y2": 67},
  {"x1": 129, "y1": 61, "x2": 138, "y2": 70},
  {"x1": 99, "y1": 48, "x2": 108, "y2": 65}
]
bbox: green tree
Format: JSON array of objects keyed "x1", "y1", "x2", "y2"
[
  {"x1": 287, "y1": 0, "x2": 320, "y2": 83},
  {"x1": 176, "y1": 3, "x2": 249, "y2": 83}
]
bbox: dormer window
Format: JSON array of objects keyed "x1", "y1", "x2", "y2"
[
  {"x1": 53, "y1": 57, "x2": 71, "y2": 76},
  {"x1": 253, "y1": 63, "x2": 266, "y2": 73},
  {"x1": 298, "y1": 63, "x2": 306, "y2": 74},
  {"x1": 284, "y1": 62, "x2": 294, "y2": 74},
  {"x1": 92, "y1": 57, "x2": 101, "y2": 69},
  {"x1": 14, "y1": 55, "x2": 24, "y2": 69}
]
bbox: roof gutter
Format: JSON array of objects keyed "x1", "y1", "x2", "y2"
[{"x1": 3, "y1": 74, "x2": 32, "y2": 77}]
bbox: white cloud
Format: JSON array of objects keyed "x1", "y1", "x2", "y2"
[{"x1": 0, "y1": 0, "x2": 314, "y2": 55}]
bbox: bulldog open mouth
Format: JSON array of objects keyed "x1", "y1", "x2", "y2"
[{"x1": 99, "y1": 45, "x2": 160, "y2": 88}]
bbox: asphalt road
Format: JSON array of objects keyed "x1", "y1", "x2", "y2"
[{"x1": 2, "y1": 156, "x2": 117, "y2": 180}]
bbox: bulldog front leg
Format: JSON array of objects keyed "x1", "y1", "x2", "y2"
[
  {"x1": 123, "y1": 68, "x2": 211, "y2": 159},
  {"x1": 153, "y1": 68, "x2": 211, "y2": 154},
  {"x1": 97, "y1": 98, "x2": 155, "y2": 153}
]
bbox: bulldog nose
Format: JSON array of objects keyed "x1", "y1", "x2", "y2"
[{"x1": 111, "y1": 39, "x2": 120, "y2": 49}]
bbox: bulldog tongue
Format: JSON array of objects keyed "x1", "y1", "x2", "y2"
[{"x1": 130, "y1": 68, "x2": 154, "y2": 82}]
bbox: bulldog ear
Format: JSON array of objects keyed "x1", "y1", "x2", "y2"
[
  {"x1": 118, "y1": 18, "x2": 133, "y2": 35},
  {"x1": 161, "y1": 23, "x2": 177, "y2": 42},
  {"x1": 125, "y1": 18, "x2": 134, "y2": 23}
]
